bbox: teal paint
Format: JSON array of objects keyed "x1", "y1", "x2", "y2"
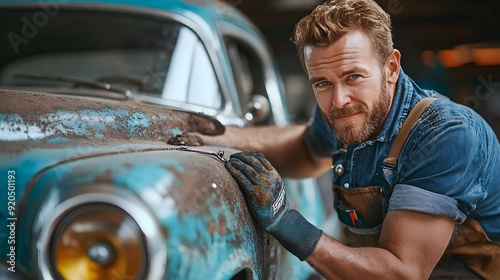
[
  {"x1": 160, "y1": 192, "x2": 260, "y2": 279},
  {"x1": 127, "y1": 111, "x2": 150, "y2": 136},
  {"x1": 95, "y1": 133, "x2": 104, "y2": 139},
  {"x1": 0, "y1": 108, "x2": 154, "y2": 142},
  {"x1": 111, "y1": 161, "x2": 185, "y2": 192},
  {"x1": 169, "y1": 127, "x2": 183, "y2": 136},
  {"x1": 46, "y1": 136, "x2": 70, "y2": 143}
]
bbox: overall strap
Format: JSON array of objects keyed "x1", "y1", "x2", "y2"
[{"x1": 382, "y1": 97, "x2": 437, "y2": 168}]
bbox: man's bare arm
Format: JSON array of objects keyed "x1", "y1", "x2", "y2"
[
  {"x1": 200, "y1": 125, "x2": 332, "y2": 178},
  {"x1": 307, "y1": 210, "x2": 455, "y2": 280}
]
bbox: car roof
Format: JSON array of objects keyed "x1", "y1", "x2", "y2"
[
  {"x1": 0, "y1": 0, "x2": 263, "y2": 57},
  {"x1": 0, "y1": 0, "x2": 254, "y2": 28}
]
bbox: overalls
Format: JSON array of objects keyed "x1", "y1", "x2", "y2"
[{"x1": 332, "y1": 98, "x2": 500, "y2": 279}]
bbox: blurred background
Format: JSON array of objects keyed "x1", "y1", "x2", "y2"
[{"x1": 234, "y1": 0, "x2": 500, "y2": 138}]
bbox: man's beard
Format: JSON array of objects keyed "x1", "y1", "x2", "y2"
[{"x1": 320, "y1": 74, "x2": 392, "y2": 145}]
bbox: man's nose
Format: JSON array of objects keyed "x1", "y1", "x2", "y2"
[{"x1": 332, "y1": 85, "x2": 351, "y2": 109}]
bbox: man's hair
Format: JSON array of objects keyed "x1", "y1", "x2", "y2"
[{"x1": 292, "y1": 0, "x2": 393, "y2": 70}]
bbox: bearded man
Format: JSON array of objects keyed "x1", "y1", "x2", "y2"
[{"x1": 203, "y1": 0, "x2": 500, "y2": 278}]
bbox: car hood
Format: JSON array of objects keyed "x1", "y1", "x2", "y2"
[{"x1": 0, "y1": 89, "x2": 226, "y2": 194}]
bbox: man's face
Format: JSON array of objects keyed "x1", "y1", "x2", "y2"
[{"x1": 304, "y1": 30, "x2": 394, "y2": 145}]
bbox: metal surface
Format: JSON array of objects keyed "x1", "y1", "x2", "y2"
[
  {"x1": 0, "y1": 0, "x2": 331, "y2": 279},
  {"x1": 17, "y1": 148, "x2": 274, "y2": 279},
  {"x1": 0, "y1": 89, "x2": 277, "y2": 279},
  {"x1": 0, "y1": 89, "x2": 224, "y2": 142}
]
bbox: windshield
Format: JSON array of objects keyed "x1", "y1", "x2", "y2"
[{"x1": 0, "y1": 7, "x2": 222, "y2": 108}]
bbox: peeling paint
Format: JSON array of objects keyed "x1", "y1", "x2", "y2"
[
  {"x1": 0, "y1": 90, "x2": 225, "y2": 145},
  {"x1": 128, "y1": 111, "x2": 151, "y2": 135},
  {"x1": 0, "y1": 113, "x2": 48, "y2": 141},
  {"x1": 169, "y1": 127, "x2": 183, "y2": 136},
  {"x1": 0, "y1": 108, "x2": 150, "y2": 141}
]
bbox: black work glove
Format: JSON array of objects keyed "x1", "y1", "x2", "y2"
[{"x1": 225, "y1": 152, "x2": 322, "y2": 261}]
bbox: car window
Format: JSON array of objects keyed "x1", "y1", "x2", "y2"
[
  {"x1": 225, "y1": 38, "x2": 272, "y2": 124},
  {"x1": 162, "y1": 27, "x2": 222, "y2": 108},
  {"x1": 0, "y1": 8, "x2": 222, "y2": 109}
]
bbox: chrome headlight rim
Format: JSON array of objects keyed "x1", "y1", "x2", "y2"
[{"x1": 35, "y1": 183, "x2": 167, "y2": 280}]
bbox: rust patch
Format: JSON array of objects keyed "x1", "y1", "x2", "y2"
[
  {"x1": 94, "y1": 170, "x2": 113, "y2": 183},
  {"x1": 208, "y1": 220, "x2": 216, "y2": 236},
  {"x1": 208, "y1": 212, "x2": 228, "y2": 237},
  {"x1": 167, "y1": 134, "x2": 203, "y2": 146},
  {"x1": 217, "y1": 213, "x2": 227, "y2": 235},
  {"x1": 253, "y1": 185, "x2": 271, "y2": 207}
]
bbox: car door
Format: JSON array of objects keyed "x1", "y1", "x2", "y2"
[{"x1": 219, "y1": 18, "x2": 332, "y2": 280}]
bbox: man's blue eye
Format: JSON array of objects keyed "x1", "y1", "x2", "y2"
[
  {"x1": 318, "y1": 81, "x2": 329, "y2": 87},
  {"x1": 350, "y1": 74, "x2": 360, "y2": 80}
]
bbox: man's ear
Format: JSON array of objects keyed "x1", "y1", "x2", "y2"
[{"x1": 385, "y1": 49, "x2": 401, "y2": 84}]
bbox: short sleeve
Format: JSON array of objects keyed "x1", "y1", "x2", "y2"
[{"x1": 389, "y1": 102, "x2": 487, "y2": 222}]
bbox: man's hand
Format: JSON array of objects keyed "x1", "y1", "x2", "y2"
[
  {"x1": 225, "y1": 152, "x2": 288, "y2": 231},
  {"x1": 226, "y1": 152, "x2": 323, "y2": 261}
]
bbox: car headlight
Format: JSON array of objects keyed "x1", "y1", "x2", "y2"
[
  {"x1": 35, "y1": 184, "x2": 166, "y2": 280},
  {"x1": 52, "y1": 203, "x2": 147, "y2": 279}
]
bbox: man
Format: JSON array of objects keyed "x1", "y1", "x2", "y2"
[{"x1": 203, "y1": 0, "x2": 500, "y2": 278}]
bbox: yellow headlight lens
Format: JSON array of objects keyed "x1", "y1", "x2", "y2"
[{"x1": 51, "y1": 204, "x2": 147, "y2": 280}]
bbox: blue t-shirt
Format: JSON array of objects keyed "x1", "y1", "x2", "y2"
[{"x1": 304, "y1": 69, "x2": 500, "y2": 241}]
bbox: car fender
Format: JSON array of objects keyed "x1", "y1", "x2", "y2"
[{"x1": 16, "y1": 148, "x2": 278, "y2": 279}]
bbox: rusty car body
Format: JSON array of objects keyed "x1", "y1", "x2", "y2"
[{"x1": 0, "y1": 0, "x2": 331, "y2": 279}]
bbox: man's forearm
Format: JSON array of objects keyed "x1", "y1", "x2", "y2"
[
  {"x1": 200, "y1": 125, "x2": 288, "y2": 153},
  {"x1": 307, "y1": 234, "x2": 425, "y2": 280},
  {"x1": 306, "y1": 211, "x2": 455, "y2": 280},
  {"x1": 201, "y1": 125, "x2": 331, "y2": 178}
]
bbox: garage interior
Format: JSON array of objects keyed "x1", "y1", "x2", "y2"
[{"x1": 235, "y1": 0, "x2": 500, "y2": 138}]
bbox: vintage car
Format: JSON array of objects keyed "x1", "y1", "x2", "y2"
[{"x1": 0, "y1": 0, "x2": 333, "y2": 279}]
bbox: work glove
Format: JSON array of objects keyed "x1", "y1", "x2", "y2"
[{"x1": 225, "y1": 152, "x2": 323, "y2": 261}]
